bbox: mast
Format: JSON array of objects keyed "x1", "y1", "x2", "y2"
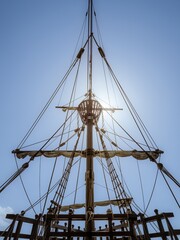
[
  {"x1": 86, "y1": 0, "x2": 94, "y2": 233},
  {"x1": 88, "y1": 0, "x2": 93, "y2": 94}
]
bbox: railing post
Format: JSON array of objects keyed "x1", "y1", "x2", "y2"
[
  {"x1": 107, "y1": 209, "x2": 113, "y2": 240},
  {"x1": 4, "y1": 214, "x2": 19, "y2": 240},
  {"x1": 154, "y1": 209, "x2": 167, "y2": 240},
  {"x1": 128, "y1": 213, "x2": 137, "y2": 240},
  {"x1": 139, "y1": 213, "x2": 150, "y2": 240},
  {"x1": 30, "y1": 214, "x2": 42, "y2": 240}
]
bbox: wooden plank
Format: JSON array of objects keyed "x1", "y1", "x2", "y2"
[
  {"x1": 154, "y1": 209, "x2": 167, "y2": 240},
  {"x1": 30, "y1": 215, "x2": 42, "y2": 240},
  {"x1": 13, "y1": 219, "x2": 23, "y2": 240},
  {"x1": 139, "y1": 212, "x2": 174, "y2": 223},
  {"x1": 44, "y1": 231, "x2": 132, "y2": 237},
  {"x1": 2, "y1": 212, "x2": 180, "y2": 239},
  {"x1": 0, "y1": 232, "x2": 43, "y2": 239},
  {"x1": 128, "y1": 214, "x2": 137, "y2": 240},
  {"x1": 107, "y1": 210, "x2": 113, "y2": 240},
  {"x1": 163, "y1": 213, "x2": 179, "y2": 240},
  {"x1": 6, "y1": 214, "x2": 37, "y2": 224},
  {"x1": 5, "y1": 212, "x2": 135, "y2": 222},
  {"x1": 0, "y1": 229, "x2": 180, "y2": 238},
  {"x1": 6, "y1": 212, "x2": 174, "y2": 223},
  {"x1": 148, "y1": 230, "x2": 180, "y2": 238},
  {"x1": 45, "y1": 213, "x2": 136, "y2": 221}
]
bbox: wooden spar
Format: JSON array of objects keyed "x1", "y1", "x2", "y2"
[{"x1": 85, "y1": 0, "x2": 95, "y2": 234}]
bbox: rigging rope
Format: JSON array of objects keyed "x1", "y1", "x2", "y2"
[
  {"x1": 17, "y1": 58, "x2": 78, "y2": 149},
  {"x1": 49, "y1": 126, "x2": 84, "y2": 214},
  {"x1": 99, "y1": 127, "x2": 123, "y2": 150},
  {"x1": 0, "y1": 111, "x2": 76, "y2": 193},
  {"x1": 95, "y1": 122, "x2": 132, "y2": 214},
  {"x1": 116, "y1": 153, "x2": 178, "y2": 232},
  {"x1": 104, "y1": 57, "x2": 157, "y2": 151},
  {"x1": 160, "y1": 171, "x2": 180, "y2": 208},
  {"x1": 64, "y1": 184, "x2": 85, "y2": 200},
  {"x1": 24, "y1": 126, "x2": 84, "y2": 229},
  {"x1": 25, "y1": 155, "x2": 87, "y2": 213},
  {"x1": 106, "y1": 111, "x2": 149, "y2": 153},
  {"x1": 106, "y1": 129, "x2": 156, "y2": 150},
  {"x1": 40, "y1": 111, "x2": 79, "y2": 216},
  {"x1": 105, "y1": 110, "x2": 180, "y2": 193},
  {"x1": 136, "y1": 160, "x2": 145, "y2": 212},
  {"x1": 159, "y1": 164, "x2": 180, "y2": 187},
  {"x1": 60, "y1": 56, "x2": 82, "y2": 177},
  {"x1": 93, "y1": 35, "x2": 158, "y2": 152},
  {"x1": 17, "y1": 39, "x2": 88, "y2": 150},
  {"x1": 95, "y1": 127, "x2": 112, "y2": 210},
  {"x1": 73, "y1": 129, "x2": 85, "y2": 206},
  {"x1": 39, "y1": 156, "x2": 42, "y2": 213},
  {"x1": 14, "y1": 155, "x2": 37, "y2": 215},
  {"x1": 17, "y1": 37, "x2": 86, "y2": 213},
  {"x1": 20, "y1": 125, "x2": 80, "y2": 150},
  {"x1": 73, "y1": 157, "x2": 82, "y2": 206},
  {"x1": 144, "y1": 165, "x2": 159, "y2": 214}
]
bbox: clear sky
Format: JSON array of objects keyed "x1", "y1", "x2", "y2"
[{"x1": 0, "y1": 0, "x2": 180, "y2": 231}]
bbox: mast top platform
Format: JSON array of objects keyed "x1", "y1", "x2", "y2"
[{"x1": 78, "y1": 99, "x2": 102, "y2": 125}]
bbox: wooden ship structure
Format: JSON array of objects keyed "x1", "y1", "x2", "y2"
[{"x1": 0, "y1": 0, "x2": 180, "y2": 239}]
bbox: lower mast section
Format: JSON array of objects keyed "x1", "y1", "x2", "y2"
[
  {"x1": 78, "y1": 96, "x2": 103, "y2": 235},
  {"x1": 86, "y1": 111, "x2": 95, "y2": 234}
]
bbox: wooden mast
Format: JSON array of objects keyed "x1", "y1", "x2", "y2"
[{"x1": 85, "y1": 0, "x2": 94, "y2": 234}]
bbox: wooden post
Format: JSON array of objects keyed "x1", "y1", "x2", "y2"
[
  {"x1": 4, "y1": 214, "x2": 18, "y2": 240},
  {"x1": 30, "y1": 214, "x2": 42, "y2": 240},
  {"x1": 13, "y1": 216, "x2": 23, "y2": 240},
  {"x1": 128, "y1": 214, "x2": 137, "y2": 240},
  {"x1": 43, "y1": 214, "x2": 51, "y2": 239},
  {"x1": 107, "y1": 209, "x2": 113, "y2": 240},
  {"x1": 154, "y1": 209, "x2": 167, "y2": 240},
  {"x1": 67, "y1": 209, "x2": 73, "y2": 240},
  {"x1": 139, "y1": 213, "x2": 150, "y2": 240},
  {"x1": 163, "y1": 213, "x2": 179, "y2": 240}
]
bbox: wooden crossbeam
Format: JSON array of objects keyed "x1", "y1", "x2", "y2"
[{"x1": 1, "y1": 212, "x2": 179, "y2": 239}]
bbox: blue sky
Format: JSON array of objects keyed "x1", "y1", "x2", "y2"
[{"x1": 0, "y1": 0, "x2": 180, "y2": 230}]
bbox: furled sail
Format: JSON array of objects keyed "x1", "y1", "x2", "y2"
[
  {"x1": 12, "y1": 149, "x2": 163, "y2": 160},
  {"x1": 60, "y1": 198, "x2": 132, "y2": 212}
]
